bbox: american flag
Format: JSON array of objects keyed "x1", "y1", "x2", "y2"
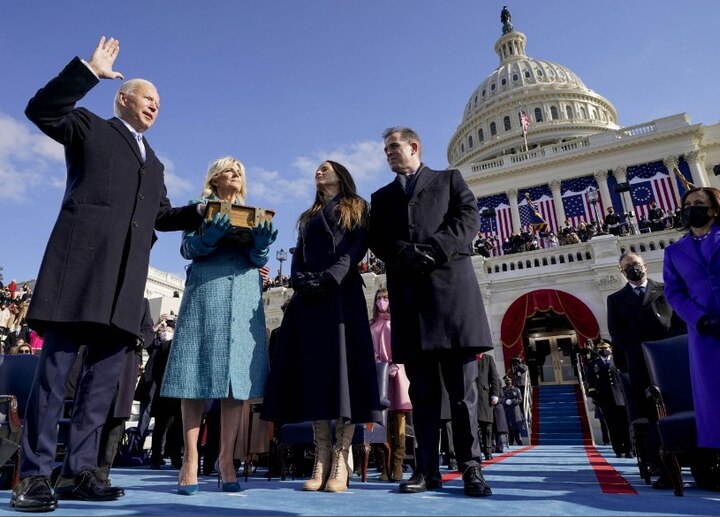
[
  {"x1": 259, "y1": 265, "x2": 271, "y2": 285},
  {"x1": 561, "y1": 176, "x2": 605, "y2": 227},
  {"x1": 477, "y1": 193, "x2": 513, "y2": 255},
  {"x1": 519, "y1": 186, "x2": 558, "y2": 235},
  {"x1": 519, "y1": 110, "x2": 529, "y2": 135},
  {"x1": 627, "y1": 161, "x2": 678, "y2": 218}
]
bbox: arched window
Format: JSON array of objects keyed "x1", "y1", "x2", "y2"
[
  {"x1": 478, "y1": 128, "x2": 484, "y2": 142},
  {"x1": 468, "y1": 135, "x2": 474, "y2": 148},
  {"x1": 490, "y1": 122, "x2": 497, "y2": 136},
  {"x1": 550, "y1": 106, "x2": 559, "y2": 120},
  {"x1": 461, "y1": 143, "x2": 465, "y2": 153},
  {"x1": 591, "y1": 109, "x2": 597, "y2": 119},
  {"x1": 566, "y1": 105, "x2": 573, "y2": 118},
  {"x1": 503, "y1": 116, "x2": 511, "y2": 131},
  {"x1": 580, "y1": 107, "x2": 587, "y2": 119},
  {"x1": 534, "y1": 107, "x2": 543, "y2": 122}
]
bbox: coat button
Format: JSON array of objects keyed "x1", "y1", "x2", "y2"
[
  {"x1": 409, "y1": 223, "x2": 416, "y2": 229},
  {"x1": 132, "y1": 221, "x2": 139, "y2": 228},
  {"x1": 140, "y1": 168, "x2": 146, "y2": 175},
  {"x1": 409, "y1": 201, "x2": 416, "y2": 206},
  {"x1": 138, "y1": 193, "x2": 145, "y2": 200}
]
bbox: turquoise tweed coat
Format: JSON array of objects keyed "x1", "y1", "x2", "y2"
[{"x1": 161, "y1": 199, "x2": 270, "y2": 400}]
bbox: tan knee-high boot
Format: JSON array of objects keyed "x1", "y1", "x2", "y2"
[
  {"x1": 324, "y1": 419, "x2": 355, "y2": 492},
  {"x1": 390, "y1": 412, "x2": 407, "y2": 481},
  {"x1": 303, "y1": 420, "x2": 332, "y2": 491}
]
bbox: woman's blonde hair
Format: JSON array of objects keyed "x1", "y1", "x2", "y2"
[
  {"x1": 201, "y1": 156, "x2": 247, "y2": 204},
  {"x1": 297, "y1": 160, "x2": 366, "y2": 232}
]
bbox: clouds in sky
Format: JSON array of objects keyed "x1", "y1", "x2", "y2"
[{"x1": 0, "y1": 112, "x2": 64, "y2": 200}]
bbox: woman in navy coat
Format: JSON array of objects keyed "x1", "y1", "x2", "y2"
[
  {"x1": 663, "y1": 186, "x2": 720, "y2": 448},
  {"x1": 261, "y1": 160, "x2": 382, "y2": 493}
]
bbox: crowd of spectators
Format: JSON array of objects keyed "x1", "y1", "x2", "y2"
[
  {"x1": 473, "y1": 206, "x2": 684, "y2": 258},
  {"x1": 0, "y1": 279, "x2": 38, "y2": 355}
]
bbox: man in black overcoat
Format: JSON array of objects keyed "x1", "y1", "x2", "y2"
[
  {"x1": 11, "y1": 37, "x2": 202, "y2": 512},
  {"x1": 476, "y1": 353, "x2": 500, "y2": 460},
  {"x1": 606, "y1": 251, "x2": 686, "y2": 488},
  {"x1": 369, "y1": 127, "x2": 493, "y2": 497}
]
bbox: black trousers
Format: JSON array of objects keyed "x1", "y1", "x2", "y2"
[
  {"x1": 20, "y1": 326, "x2": 130, "y2": 478},
  {"x1": 404, "y1": 351, "x2": 481, "y2": 474}
]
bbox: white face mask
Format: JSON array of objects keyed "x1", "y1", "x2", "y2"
[{"x1": 160, "y1": 330, "x2": 173, "y2": 341}]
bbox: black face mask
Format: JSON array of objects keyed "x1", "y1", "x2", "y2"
[
  {"x1": 683, "y1": 206, "x2": 713, "y2": 229},
  {"x1": 598, "y1": 349, "x2": 611, "y2": 357},
  {"x1": 623, "y1": 265, "x2": 644, "y2": 282}
]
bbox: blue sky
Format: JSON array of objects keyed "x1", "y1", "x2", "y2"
[{"x1": 1, "y1": 0, "x2": 719, "y2": 283}]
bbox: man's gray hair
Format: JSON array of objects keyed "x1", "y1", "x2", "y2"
[{"x1": 113, "y1": 79, "x2": 154, "y2": 117}]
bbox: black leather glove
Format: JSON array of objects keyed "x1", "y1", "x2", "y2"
[
  {"x1": 291, "y1": 271, "x2": 333, "y2": 294},
  {"x1": 397, "y1": 243, "x2": 437, "y2": 274},
  {"x1": 697, "y1": 315, "x2": 720, "y2": 337}
]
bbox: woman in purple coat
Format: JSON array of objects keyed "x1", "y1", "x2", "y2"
[{"x1": 663, "y1": 186, "x2": 720, "y2": 448}]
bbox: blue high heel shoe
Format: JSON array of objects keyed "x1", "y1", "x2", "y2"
[
  {"x1": 177, "y1": 464, "x2": 199, "y2": 495},
  {"x1": 177, "y1": 484, "x2": 199, "y2": 496},
  {"x1": 218, "y1": 472, "x2": 241, "y2": 492}
]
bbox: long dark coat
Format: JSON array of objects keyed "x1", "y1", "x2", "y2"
[
  {"x1": 113, "y1": 298, "x2": 154, "y2": 419},
  {"x1": 606, "y1": 278, "x2": 685, "y2": 414},
  {"x1": 261, "y1": 198, "x2": 383, "y2": 424},
  {"x1": 476, "y1": 354, "x2": 500, "y2": 424},
  {"x1": 368, "y1": 166, "x2": 492, "y2": 363},
  {"x1": 25, "y1": 57, "x2": 201, "y2": 339}
]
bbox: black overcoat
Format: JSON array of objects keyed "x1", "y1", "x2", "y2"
[
  {"x1": 476, "y1": 354, "x2": 500, "y2": 423},
  {"x1": 606, "y1": 278, "x2": 686, "y2": 410},
  {"x1": 368, "y1": 166, "x2": 492, "y2": 363},
  {"x1": 25, "y1": 57, "x2": 201, "y2": 339},
  {"x1": 261, "y1": 198, "x2": 383, "y2": 424}
]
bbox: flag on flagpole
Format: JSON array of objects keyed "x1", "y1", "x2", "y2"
[{"x1": 519, "y1": 110, "x2": 529, "y2": 136}]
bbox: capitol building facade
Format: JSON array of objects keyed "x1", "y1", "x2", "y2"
[{"x1": 152, "y1": 12, "x2": 720, "y2": 382}]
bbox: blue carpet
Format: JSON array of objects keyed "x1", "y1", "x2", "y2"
[
  {"x1": 1, "y1": 446, "x2": 718, "y2": 516},
  {"x1": 536, "y1": 386, "x2": 587, "y2": 445}
]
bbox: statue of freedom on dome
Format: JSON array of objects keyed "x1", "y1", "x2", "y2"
[{"x1": 501, "y1": 6, "x2": 513, "y2": 34}]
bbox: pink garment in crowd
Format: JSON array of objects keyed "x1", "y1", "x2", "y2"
[
  {"x1": 29, "y1": 330, "x2": 43, "y2": 353},
  {"x1": 370, "y1": 312, "x2": 412, "y2": 411}
]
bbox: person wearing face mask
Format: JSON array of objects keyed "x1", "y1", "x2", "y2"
[
  {"x1": 369, "y1": 288, "x2": 412, "y2": 481},
  {"x1": 607, "y1": 251, "x2": 685, "y2": 487},
  {"x1": 585, "y1": 342, "x2": 632, "y2": 458},
  {"x1": 663, "y1": 186, "x2": 720, "y2": 450}
]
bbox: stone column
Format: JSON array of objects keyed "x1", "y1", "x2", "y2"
[
  {"x1": 507, "y1": 188, "x2": 521, "y2": 233},
  {"x1": 594, "y1": 170, "x2": 613, "y2": 212},
  {"x1": 549, "y1": 179, "x2": 566, "y2": 228},
  {"x1": 663, "y1": 156, "x2": 683, "y2": 205},
  {"x1": 686, "y1": 150, "x2": 711, "y2": 187}
]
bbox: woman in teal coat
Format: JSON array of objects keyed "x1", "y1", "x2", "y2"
[{"x1": 161, "y1": 156, "x2": 277, "y2": 494}]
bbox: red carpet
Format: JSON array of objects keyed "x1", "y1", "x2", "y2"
[
  {"x1": 585, "y1": 445, "x2": 637, "y2": 495},
  {"x1": 441, "y1": 445, "x2": 535, "y2": 481}
]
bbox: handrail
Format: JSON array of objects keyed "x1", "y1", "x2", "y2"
[
  {"x1": 574, "y1": 353, "x2": 599, "y2": 445},
  {"x1": 520, "y1": 370, "x2": 532, "y2": 437}
]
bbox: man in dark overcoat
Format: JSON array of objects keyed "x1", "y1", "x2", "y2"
[
  {"x1": 11, "y1": 37, "x2": 202, "y2": 512},
  {"x1": 606, "y1": 251, "x2": 685, "y2": 488},
  {"x1": 476, "y1": 353, "x2": 500, "y2": 460},
  {"x1": 585, "y1": 342, "x2": 632, "y2": 458},
  {"x1": 368, "y1": 127, "x2": 493, "y2": 497}
]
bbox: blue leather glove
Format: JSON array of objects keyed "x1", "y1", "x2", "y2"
[
  {"x1": 251, "y1": 220, "x2": 278, "y2": 250},
  {"x1": 200, "y1": 213, "x2": 232, "y2": 247}
]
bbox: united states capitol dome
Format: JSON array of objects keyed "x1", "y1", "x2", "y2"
[{"x1": 448, "y1": 9, "x2": 619, "y2": 167}]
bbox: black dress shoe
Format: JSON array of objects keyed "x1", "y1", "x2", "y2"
[
  {"x1": 463, "y1": 465, "x2": 492, "y2": 497},
  {"x1": 399, "y1": 471, "x2": 443, "y2": 493},
  {"x1": 54, "y1": 470, "x2": 124, "y2": 501},
  {"x1": 447, "y1": 458, "x2": 459, "y2": 471},
  {"x1": 10, "y1": 475, "x2": 57, "y2": 512},
  {"x1": 484, "y1": 452, "x2": 493, "y2": 461},
  {"x1": 652, "y1": 474, "x2": 673, "y2": 490}
]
